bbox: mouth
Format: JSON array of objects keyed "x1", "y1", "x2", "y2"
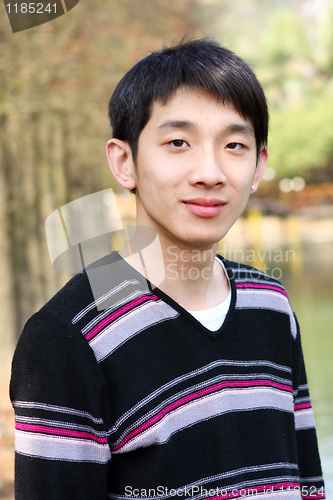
[{"x1": 182, "y1": 198, "x2": 226, "y2": 218}]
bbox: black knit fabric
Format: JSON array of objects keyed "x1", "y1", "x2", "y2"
[{"x1": 10, "y1": 252, "x2": 325, "y2": 500}]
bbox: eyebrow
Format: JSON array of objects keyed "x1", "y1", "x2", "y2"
[
  {"x1": 224, "y1": 123, "x2": 255, "y2": 138},
  {"x1": 158, "y1": 120, "x2": 195, "y2": 131},
  {"x1": 157, "y1": 120, "x2": 255, "y2": 138}
]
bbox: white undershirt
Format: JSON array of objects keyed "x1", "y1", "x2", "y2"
[{"x1": 187, "y1": 258, "x2": 231, "y2": 332}]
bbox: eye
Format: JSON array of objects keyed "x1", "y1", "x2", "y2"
[
  {"x1": 169, "y1": 139, "x2": 189, "y2": 148},
  {"x1": 226, "y1": 143, "x2": 243, "y2": 150}
]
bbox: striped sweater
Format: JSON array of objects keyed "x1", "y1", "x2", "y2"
[{"x1": 10, "y1": 252, "x2": 325, "y2": 500}]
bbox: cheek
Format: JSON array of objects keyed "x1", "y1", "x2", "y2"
[
  {"x1": 141, "y1": 160, "x2": 184, "y2": 190},
  {"x1": 229, "y1": 174, "x2": 253, "y2": 193},
  {"x1": 229, "y1": 161, "x2": 256, "y2": 185}
]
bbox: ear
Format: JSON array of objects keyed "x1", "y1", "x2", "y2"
[
  {"x1": 251, "y1": 146, "x2": 269, "y2": 193},
  {"x1": 106, "y1": 138, "x2": 137, "y2": 191}
]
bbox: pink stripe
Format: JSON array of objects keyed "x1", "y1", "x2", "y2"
[
  {"x1": 236, "y1": 282, "x2": 289, "y2": 299},
  {"x1": 85, "y1": 294, "x2": 158, "y2": 341},
  {"x1": 204, "y1": 482, "x2": 300, "y2": 500},
  {"x1": 15, "y1": 422, "x2": 108, "y2": 444},
  {"x1": 303, "y1": 496, "x2": 325, "y2": 499},
  {"x1": 294, "y1": 402, "x2": 312, "y2": 411},
  {"x1": 112, "y1": 379, "x2": 292, "y2": 451}
]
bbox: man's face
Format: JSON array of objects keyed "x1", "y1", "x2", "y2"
[{"x1": 130, "y1": 87, "x2": 267, "y2": 250}]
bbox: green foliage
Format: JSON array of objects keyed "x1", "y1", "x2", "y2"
[
  {"x1": 258, "y1": 5, "x2": 333, "y2": 178},
  {"x1": 268, "y1": 97, "x2": 333, "y2": 176},
  {"x1": 198, "y1": 0, "x2": 333, "y2": 178},
  {"x1": 262, "y1": 9, "x2": 308, "y2": 64}
]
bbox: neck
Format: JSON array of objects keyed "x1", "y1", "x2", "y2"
[
  {"x1": 160, "y1": 242, "x2": 229, "y2": 310},
  {"x1": 119, "y1": 229, "x2": 229, "y2": 311}
]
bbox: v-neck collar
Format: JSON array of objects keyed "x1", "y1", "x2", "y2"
[{"x1": 113, "y1": 251, "x2": 237, "y2": 341}]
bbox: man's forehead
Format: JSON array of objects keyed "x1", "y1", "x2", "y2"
[
  {"x1": 150, "y1": 87, "x2": 252, "y2": 123},
  {"x1": 148, "y1": 87, "x2": 255, "y2": 133}
]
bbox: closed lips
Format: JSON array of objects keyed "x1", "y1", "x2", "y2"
[{"x1": 183, "y1": 198, "x2": 226, "y2": 217}]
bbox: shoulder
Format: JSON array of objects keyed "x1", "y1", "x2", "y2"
[
  {"x1": 14, "y1": 272, "x2": 93, "y2": 367},
  {"x1": 218, "y1": 256, "x2": 298, "y2": 339},
  {"x1": 16, "y1": 271, "x2": 94, "y2": 346},
  {"x1": 17, "y1": 250, "x2": 151, "y2": 347},
  {"x1": 30, "y1": 251, "x2": 130, "y2": 328},
  {"x1": 218, "y1": 255, "x2": 289, "y2": 293}
]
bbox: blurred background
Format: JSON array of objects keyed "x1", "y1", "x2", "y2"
[{"x1": 0, "y1": 0, "x2": 332, "y2": 497}]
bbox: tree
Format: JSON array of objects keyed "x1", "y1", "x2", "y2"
[{"x1": 0, "y1": 0, "x2": 199, "y2": 343}]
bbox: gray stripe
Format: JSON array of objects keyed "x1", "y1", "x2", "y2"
[
  {"x1": 72, "y1": 279, "x2": 140, "y2": 324},
  {"x1": 109, "y1": 359, "x2": 291, "y2": 434},
  {"x1": 297, "y1": 384, "x2": 309, "y2": 392},
  {"x1": 114, "y1": 373, "x2": 292, "y2": 444},
  {"x1": 82, "y1": 289, "x2": 147, "y2": 335},
  {"x1": 15, "y1": 430, "x2": 111, "y2": 464},
  {"x1": 299, "y1": 476, "x2": 324, "y2": 483},
  {"x1": 294, "y1": 409, "x2": 315, "y2": 430},
  {"x1": 237, "y1": 278, "x2": 288, "y2": 292},
  {"x1": 15, "y1": 415, "x2": 109, "y2": 437},
  {"x1": 91, "y1": 301, "x2": 179, "y2": 362},
  {"x1": 294, "y1": 396, "x2": 311, "y2": 404},
  {"x1": 114, "y1": 387, "x2": 293, "y2": 453},
  {"x1": 12, "y1": 401, "x2": 104, "y2": 424},
  {"x1": 236, "y1": 290, "x2": 297, "y2": 339}
]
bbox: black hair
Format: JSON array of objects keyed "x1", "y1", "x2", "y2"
[{"x1": 109, "y1": 37, "x2": 268, "y2": 165}]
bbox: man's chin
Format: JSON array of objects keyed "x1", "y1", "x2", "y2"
[{"x1": 175, "y1": 233, "x2": 225, "y2": 250}]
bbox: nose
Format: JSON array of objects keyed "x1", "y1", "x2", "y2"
[{"x1": 188, "y1": 144, "x2": 227, "y2": 189}]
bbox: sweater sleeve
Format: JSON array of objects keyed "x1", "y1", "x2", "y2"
[
  {"x1": 10, "y1": 309, "x2": 112, "y2": 500},
  {"x1": 292, "y1": 314, "x2": 325, "y2": 499}
]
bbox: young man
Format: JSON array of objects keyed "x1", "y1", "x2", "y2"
[{"x1": 10, "y1": 39, "x2": 325, "y2": 500}]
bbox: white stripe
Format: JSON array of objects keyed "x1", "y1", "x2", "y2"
[
  {"x1": 116, "y1": 374, "x2": 292, "y2": 443},
  {"x1": 91, "y1": 301, "x2": 179, "y2": 362},
  {"x1": 294, "y1": 408, "x2": 315, "y2": 430},
  {"x1": 15, "y1": 429, "x2": 111, "y2": 464},
  {"x1": 12, "y1": 401, "x2": 104, "y2": 424},
  {"x1": 299, "y1": 476, "x2": 324, "y2": 482},
  {"x1": 81, "y1": 289, "x2": 147, "y2": 334},
  {"x1": 236, "y1": 277, "x2": 288, "y2": 293},
  {"x1": 15, "y1": 415, "x2": 109, "y2": 437},
  {"x1": 114, "y1": 387, "x2": 293, "y2": 453},
  {"x1": 236, "y1": 290, "x2": 297, "y2": 339},
  {"x1": 294, "y1": 396, "x2": 311, "y2": 405},
  {"x1": 296, "y1": 384, "x2": 309, "y2": 392},
  {"x1": 109, "y1": 360, "x2": 291, "y2": 434},
  {"x1": 294, "y1": 396, "x2": 311, "y2": 404},
  {"x1": 72, "y1": 279, "x2": 141, "y2": 324}
]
